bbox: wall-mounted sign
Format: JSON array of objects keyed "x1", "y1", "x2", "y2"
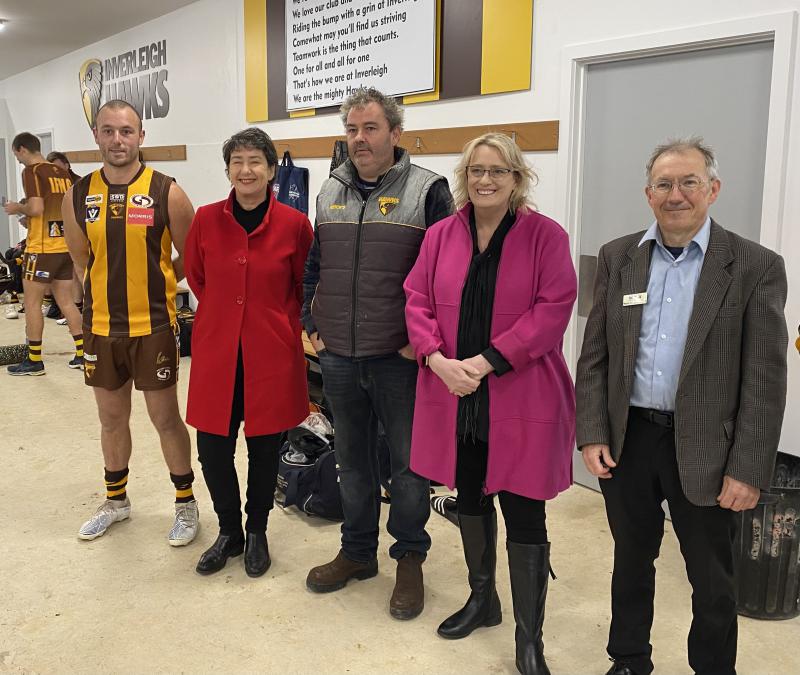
[
  {"x1": 78, "y1": 40, "x2": 171, "y2": 128},
  {"x1": 285, "y1": 0, "x2": 435, "y2": 111}
]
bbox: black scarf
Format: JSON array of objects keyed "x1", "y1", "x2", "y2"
[{"x1": 456, "y1": 208, "x2": 516, "y2": 441}]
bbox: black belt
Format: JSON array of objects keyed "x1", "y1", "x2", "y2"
[{"x1": 630, "y1": 406, "x2": 674, "y2": 428}]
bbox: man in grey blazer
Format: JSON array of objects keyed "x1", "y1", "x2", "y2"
[{"x1": 575, "y1": 137, "x2": 788, "y2": 675}]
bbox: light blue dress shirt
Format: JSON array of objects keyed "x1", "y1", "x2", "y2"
[{"x1": 629, "y1": 218, "x2": 711, "y2": 412}]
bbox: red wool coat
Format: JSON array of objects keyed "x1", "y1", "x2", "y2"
[{"x1": 184, "y1": 191, "x2": 313, "y2": 436}]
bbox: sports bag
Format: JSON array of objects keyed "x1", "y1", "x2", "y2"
[
  {"x1": 272, "y1": 151, "x2": 309, "y2": 214},
  {"x1": 276, "y1": 444, "x2": 344, "y2": 521}
]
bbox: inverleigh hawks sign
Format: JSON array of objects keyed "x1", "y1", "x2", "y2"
[{"x1": 79, "y1": 40, "x2": 171, "y2": 128}]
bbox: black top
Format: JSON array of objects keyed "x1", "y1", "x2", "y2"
[
  {"x1": 233, "y1": 192, "x2": 270, "y2": 233},
  {"x1": 456, "y1": 209, "x2": 515, "y2": 442},
  {"x1": 664, "y1": 244, "x2": 684, "y2": 259}
]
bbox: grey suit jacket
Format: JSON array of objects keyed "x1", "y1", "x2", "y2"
[{"x1": 575, "y1": 220, "x2": 788, "y2": 506}]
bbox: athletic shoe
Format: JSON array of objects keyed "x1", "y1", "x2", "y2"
[
  {"x1": 4, "y1": 305, "x2": 19, "y2": 319},
  {"x1": 168, "y1": 500, "x2": 199, "y2": 547},
  {"x1": 78, "y1": 497, "x2": 131, "y2": 540},
  {"x1": 431, "y1": 495, "x2": 459, "y2": 526},
  {"x1": 68, "y1": 355, "x2": 84, "y2": 370},
  {"x1": 7, "y1": 358, "x2": 45, "y2": 376},
  {"x1": 56, "y1": 317, "x2": 68, "y2": 325}
]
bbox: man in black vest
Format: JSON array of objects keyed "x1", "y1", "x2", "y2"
[{"x1": 302, "y1": 87, "x2": 453, "y2": 619}]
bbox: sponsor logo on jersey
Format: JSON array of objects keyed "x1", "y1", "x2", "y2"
[
  {"x1": 34, "y1": 270, "x2": 50, "y2": 279},
  {"x1": 109, "y1": 192, "x2": 126, "y2": 203},
  {"x1": 378, "y1": 196, "x2": 399, "y2": 216},
  {"x1": 83, "y1": 353, "x2": 98, "y2": 362},
  {"x1": 156, "y1": 366, "x2": 171, "y2": 381},
  {"x1": 86, "y1": 206, "x2": 101, "y2": 223},
  {"x1": 127, "y1": 207, "x2": 154, "y2": 226},
  {"x1": 85, "y1": 194, "x2": 103, "y2": 205},
  {"x1": 156, "y1": 351, "x2": 169, "y2": 365},
  {"x1": 130, "y1": 194, "x2": 154, "y2": 208}
]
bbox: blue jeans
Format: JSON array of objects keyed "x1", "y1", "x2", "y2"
[{"x1": 318, "y1": 350, "x2": 431, "y2": 562}]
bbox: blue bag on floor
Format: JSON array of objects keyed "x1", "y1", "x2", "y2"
[{"x1": 272, "y1": 151, "x2": 309, "y2": 214}]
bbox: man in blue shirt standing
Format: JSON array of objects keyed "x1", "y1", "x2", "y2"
[{"x1": 576, "y1": 138, "x2": 788, "y2": 675}]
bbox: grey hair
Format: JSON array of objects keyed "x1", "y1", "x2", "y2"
[
  {"x1": 222, "y1": 127, "x2": 278, "y2": 168},
  {"x1": 339, "y1": 87, "x2": 404, "y2": 131},
  {"x1": 646, "y1": 136, "x2": 719, "y2": 182}
]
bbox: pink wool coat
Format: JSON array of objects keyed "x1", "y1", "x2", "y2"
[
  {"x1": 185, "y1": 191, "x2": 313, "y2": 437},
  {"x1": 403, "y1": 204, "x2": 577, "y2": 500}
]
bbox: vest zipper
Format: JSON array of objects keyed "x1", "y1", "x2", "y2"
[{"x1": 350, "y1": 198, "x2": 368, "y2": 356}]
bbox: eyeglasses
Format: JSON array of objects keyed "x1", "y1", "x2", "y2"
[
  {"x1": 648, "y1": 178, "x2": 706, "y2": 194},
  {"x1": 466, "y1": 166, "x2": 514, "y2": 179}
]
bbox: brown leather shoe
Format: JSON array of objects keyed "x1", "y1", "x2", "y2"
[
  {"x1": 390, "y1": 551, "x2": 425, "y2": 620},
  {"x1": 306, "y1": 550, "x2": 378, "y2": 593}
]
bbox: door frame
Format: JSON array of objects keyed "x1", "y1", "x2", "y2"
[{"x1": 556, "y1": 12, "x2": 797, "y2": 372}]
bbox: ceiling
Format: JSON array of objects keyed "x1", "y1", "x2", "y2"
[{"x1": 0, "y1": 0, "x2": 200, "y2": 81}]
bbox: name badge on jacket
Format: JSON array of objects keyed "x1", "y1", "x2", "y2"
[{"x1": 623, "y1": 292, "x2": 648, "y2": 306}]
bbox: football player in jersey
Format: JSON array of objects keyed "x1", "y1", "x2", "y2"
[
  {"x1": 4, "y1": 133, "x2": 83, "y2": 374},
  {"x1": 62, "y1": 100, "x2": 200, "y2": 547}
]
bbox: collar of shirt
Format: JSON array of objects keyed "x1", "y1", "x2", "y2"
[{"x1": 638, "y1": 217, "x2": 711, "y2": 261}]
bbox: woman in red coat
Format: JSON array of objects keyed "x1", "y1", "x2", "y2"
[{"x1": 184, "y1": 128, "x2": 313, "y2": 577}]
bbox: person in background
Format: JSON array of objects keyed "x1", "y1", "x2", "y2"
[
  {"x1": 3, "y1": 133, "x2": 83, "y2": 374},
  {"x1": 404, "y1": 132, "x2": 576, "y2": 675},
  {"x1": 48, "y1": 151, "x2": 84, "y2": 324},
  {"x1": 302, "y1": 87, "x2": 453, "y2": 620},
  {"x1": 575, "y1": 137, "x2": 788, "y2": 675},
  {"x1": 185, "y1": 128, "x2": 313, "y2": 577}
]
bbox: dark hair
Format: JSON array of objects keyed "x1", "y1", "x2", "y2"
[
  {"x1": 222, "y1": 127, "x2": 278, "y2": 168},
  {"x1": 47, "y1": 151, "x2": 70, "y2": 166},
  {"x1": 340, "y1": 87, "x2": 403, "y2": 131},
  {"x1": 95, "y1": 99, "x2": 143, "y2": 131},
  {"x1": 12, "y1": 132, "x2": 40, "y2": 153}
]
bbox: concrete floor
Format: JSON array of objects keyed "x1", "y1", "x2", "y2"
[{"x1": 0, "y1": 313, "x2": 796, "y2": 675}]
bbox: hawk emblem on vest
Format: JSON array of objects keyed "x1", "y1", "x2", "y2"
[{"x1": 378, "y1": 196, "x2": 399, "y2": 216}]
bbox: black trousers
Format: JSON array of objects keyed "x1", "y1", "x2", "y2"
[
  {"x1": 197, "y1": 348, "x2": 281, "y2": 535},
  {"x1": 600, "y1": 409, "x2": 737, "y2": 675},
  {"x1": 455, "y1": 436, "x2": 547, "y2": 545}
]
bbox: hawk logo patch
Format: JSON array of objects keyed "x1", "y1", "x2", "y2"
[
  {"x1": 84, "y1": 363, "x2": 96, "y2": 378},
  {"x1": 48, "y1": 221, "x2": 65, "y2": 237},
  {"x1": 378, "y1": 197, "x2": 399, "y2": 216},
  {"x1": 109, "y1": 204, "x2": 125, "y2": 219}
]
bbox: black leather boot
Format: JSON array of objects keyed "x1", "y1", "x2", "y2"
[
  {"x1": 195, "y1": 531, "x2": 245, "y2": 575},
  {"x1": 437, "y1": 512, "x2": 502, "y2": 639},
  {"x1": 244, "y1": 531, "x2": 271, "y2": 577},
  {"x1": 508, "y1": 541, "x2": 552, "y2": 675}
]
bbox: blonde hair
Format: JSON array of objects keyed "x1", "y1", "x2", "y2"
[{"x1": 452, "y1": 132, "x2": 537, "y2": 212}]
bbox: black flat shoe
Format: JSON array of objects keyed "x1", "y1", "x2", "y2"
[
  {"x1": 244, "y1": 531, "x2": 271, "y2": 577},
  {"x1": 196, "y1": 532, "x2": 245, "y2": 575}
]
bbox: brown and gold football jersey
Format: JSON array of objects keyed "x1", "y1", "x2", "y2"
[
  {"x1": 22, "y1": 162, "x2": 73, "y2": 254},
  {"x1": 72, "y1": 166, "x2": 177, "y2": 337}
]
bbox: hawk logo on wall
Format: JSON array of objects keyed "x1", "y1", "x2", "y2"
[{"x1": 79, "y1": 59, "x2": 103, "y2": 129}]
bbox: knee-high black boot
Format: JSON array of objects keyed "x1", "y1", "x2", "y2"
[
  {"x1": 507, "y1": 541, "x2": 552, "y2": 675},
  {"x1": 437, "y1": 512, "x2": 503, "y2": 639}
]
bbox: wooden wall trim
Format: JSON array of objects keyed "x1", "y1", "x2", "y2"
[
  {"x1": 273, "y1": 120, "x2": 558, "y2": 159},
  {"x1": 65, "y1": 145, "x2": 187, "y2": 163},
  {"x1": 62, "y1": 121, "x2": 557, "y2": 164}
]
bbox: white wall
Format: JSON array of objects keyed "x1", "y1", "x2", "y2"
[{"x1": 1, "y1": 0, "x2": 798, "y2": 455}]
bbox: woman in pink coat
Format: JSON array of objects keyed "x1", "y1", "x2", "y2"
[
  {"x1": 404, "y1": 132, "x2": 576, "y2": 675},
  {"x1": 185, "y1": 128, "x2": 312, "y2": 578}
]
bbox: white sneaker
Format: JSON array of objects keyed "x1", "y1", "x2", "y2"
[
  {"x1": 56, "y1": 317, "x2": 68, "y2": 325},
  {"x1": 4, "y1": 305, "x2": 18, "y2": 319},
  {"x1": 168, "y1": 500, "x2": 199, "y2": 546},
  {"x1": 78, "y1": 497, "x2": 131, "y2": 540}
]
